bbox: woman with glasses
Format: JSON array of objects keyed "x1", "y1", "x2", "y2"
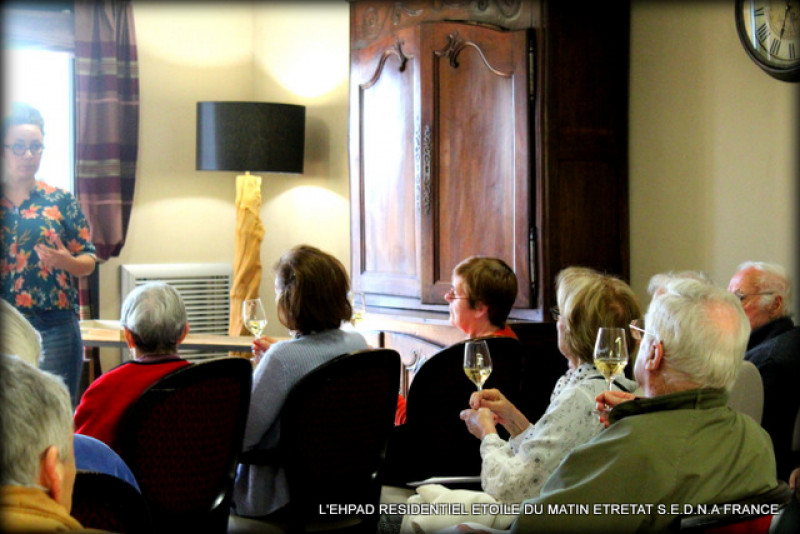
[
  {"x1": 459, "y1": 266, "x2": 641, "y2": 505},
  {"x1": 232, "y1": 244, "x2": 368, "y2": 520},
  {"x1": 1, "y1": 102, "x2": 96, "y2": 406}
]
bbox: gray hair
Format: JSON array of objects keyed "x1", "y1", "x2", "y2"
[
  {"x1": 0, "y1": 299, "x2": 42, "y2": 367},
  {"x1": 120, "y1": 282, "x2": 188, "y2": 355},
  {"x1": 646, "y1": 279, "x2": 750, "y2": 391},
  {"x1": 647, "y1": 270, "x2": 713, "y2": 296},
  {"x1": 0, "y1": 354, "x2": 73, "y2": 487},
  {"x1": 736, "y1": 261, "x2": 792, "y2": 317}
]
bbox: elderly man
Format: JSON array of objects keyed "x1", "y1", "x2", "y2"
[
  {"x1": 728, "y1": 261, "x2": 800, "y2": 481},
  {"x1": 506, "y1": 279, "x2": 776, "y2": 533},
  {"x1": 74, "y1": 282, "x2": 192, "y2": 449},
  {"x1": 0, "y1": 354, "x2": 101, "y2": 531}
]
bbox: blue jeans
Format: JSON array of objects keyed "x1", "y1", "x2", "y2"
[{"x1": 27, "y1": 310, "x2": 83, "y2": 406}]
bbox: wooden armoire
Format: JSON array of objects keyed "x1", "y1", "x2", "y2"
[{"x1": 348, "y1": 0, "x2": 630, "y2": 413}]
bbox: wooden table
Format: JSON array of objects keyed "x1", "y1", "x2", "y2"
[{"x1": 79, "y1": 320, "x2": 254, "y2": 352}]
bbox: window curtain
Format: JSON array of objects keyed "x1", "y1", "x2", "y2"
[
  {"x1": 74, "y1": 0, "x2": 138, "y2": 357},
  {"x1": 74, "y1": 0, "x2": 138, "y2": 261}
]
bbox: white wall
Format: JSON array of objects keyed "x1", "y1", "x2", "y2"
[
  {"x1": 97, "y1": 1, "x2": 798, "y2": 368},
  {"x1": 629, "y1": 1, "x2": 798, "y2": 306}
]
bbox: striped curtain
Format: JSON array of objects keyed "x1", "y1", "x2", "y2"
[
  {"x1": 74, "y1": 0, "x2": 138, "y2": 373},
  {"x1": 74, "y1": 0, "x2": 139, "y2": 262}
]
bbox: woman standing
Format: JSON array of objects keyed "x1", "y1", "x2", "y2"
[
  {"x1": 1, "y1": 102, "x2": 96, "y2": 405},
  {"x1": 233, "y1": 244, "x2": 368, "y2": 519}
]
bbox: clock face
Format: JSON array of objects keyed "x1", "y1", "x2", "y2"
[{"x1": 737, "y1": 0, "x2": 800, "y2": 80}]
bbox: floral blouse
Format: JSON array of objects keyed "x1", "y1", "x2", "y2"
[
  {"x1": 479, "y1": 362, "x2": 637, "y2": 504},
  {"x1": 1, "y1": 181, "x2": 96, "y2": 315}
]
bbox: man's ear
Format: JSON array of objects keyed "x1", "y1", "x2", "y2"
[
  {"x1": 473, "y1": 301, "x2": 489, "y2": 318},
  {"x1": 646, "y1": 341, "x2": 664, "y2": 371},
  {"x1": 178, "y1": 322, "x2": 190, "y2": 344},
  {"x1": 37, "y1": 445, "x2": 64, "y2": 505},
  {"x1": 123, "y1": 327, "x2": 136, "y2": 349},
  {"x1": 767, "y1": 295, "x2": 783, "y2": 317}
]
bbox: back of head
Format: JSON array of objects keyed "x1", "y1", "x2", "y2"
[
  {"x1": 556, "y1": 266, "x2": 641, "y2": 364},
  {"x1": 0, "y1": 354, "x2": 72, "y2": 487},
  {"x1": 647, "y1": 278, "x2": 750, "y2": 391},
  {"x1": 121, "y1": 282, "x2": 188, "y2": 355},
  {"x1": 647, "y1": 270, "x2": 713, "y2": 297},
  {"x1": 0, "y1": 299, "x2": 42, "y2": 367},
  {"x1": 3, "y1": 101, "x2": 45, "y2": 138},
  {"x1": 735, "y1": 261, "x2": 792, "y2": 317},
  {"x1": 453, "y1": 256, "x2": 518, "y2": 327},
  {"x1": 274, "y1": 245, "x2": 351, "y2": 334}
]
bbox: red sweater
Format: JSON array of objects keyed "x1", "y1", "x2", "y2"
[{"x1": 74, "y1": 357, "x2": 191, "y2": 449}]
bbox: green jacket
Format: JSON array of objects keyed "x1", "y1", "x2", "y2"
[{"x1": 512, "y1": 388, "x2": 777, "y2": 533}]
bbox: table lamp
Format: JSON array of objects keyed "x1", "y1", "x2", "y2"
[{"x1": 196, "y1": 101, "x2": 306, "y2": 340}]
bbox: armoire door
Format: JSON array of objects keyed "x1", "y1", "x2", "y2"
[
  {"x1": 418, "y1": 23, "x2": 531, "y2": 307},
  {"x1": 349, "y1": 26, "x2": 422, "y2": 302}
]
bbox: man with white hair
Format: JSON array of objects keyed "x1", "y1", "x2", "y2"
[
  {"x1": 728, "y1": 261, "x2": 800, "y2": 481},
  {"x1": 508, "y1": 279, "x2": 776, "y2": 533},
  {"x1": 0, "y1": 354, "x2": 99, "y2": 531},
  {"x1": 73, "y1": 282, "x2": 192, "y2": 449}
]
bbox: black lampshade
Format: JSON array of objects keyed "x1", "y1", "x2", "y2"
[{"x1": 196, "y1": 102, "x2": 305, "y2": 174}]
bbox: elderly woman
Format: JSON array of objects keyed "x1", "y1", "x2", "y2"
[
  {"x1": 232, "y1": 244, "x2": 368, "y2": 519},
  {"x1": 459, "y1": 266, "x2": 641, "y2": 504},
  {"x1": 73, "y1": 282, "x2": 192, "y2": 449},
  {"x1": 445, "y1": 256, "x2": 518, "y2": 339}
]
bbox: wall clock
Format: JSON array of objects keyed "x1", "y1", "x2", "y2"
[{"x1": 735, "y1": 0, "x2": 800, "y2": 82}]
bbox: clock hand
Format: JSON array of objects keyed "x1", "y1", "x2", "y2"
[{"x1": 779, "y1": 1, "x2": 791, "y2": 40}]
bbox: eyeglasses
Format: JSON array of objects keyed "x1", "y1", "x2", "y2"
[
  {"x1": 629, "y1": 320, "x2": 657, "y2": 342},
  {"x1": 732, "y1": 290, "x2": 775, "y2": 303},
  {"x1": 4, "y1": 142, "x2": 44, "y2": 156},
  {"x1": 550, "y1": 306, "x2": 560, "y2": 321},
  {"x1": 444, "y1": 287, "x2": 468, "y2": 301}
]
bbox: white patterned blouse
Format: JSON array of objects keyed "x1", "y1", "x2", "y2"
[{"x1": 479, "y1": 362, "x2": 637, "y2": 504}]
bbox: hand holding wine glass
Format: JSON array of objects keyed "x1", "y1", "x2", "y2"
[
  {"x1": 242, "y1": 298, "x2": 268, "y2": 337},
  {"x1": 593, "y1": 327, "x2": 629, "y2": 390},
  {"x1": 464, "y1": 340, "x2": 492, "y2": 391}
]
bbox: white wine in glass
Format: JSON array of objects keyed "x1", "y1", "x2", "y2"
[
  {"x1": 463, "y1": 340, "x2": 492, "y2": 391},
  {"x1": 242, "y1": 298, "x2": 268, "y2": 337},
  {"x1": 593, "y1": 327, "x2": 629, "y2": 391},
  {"x1": 350, "y1": 291, "x2": 366, "y2": 326}
]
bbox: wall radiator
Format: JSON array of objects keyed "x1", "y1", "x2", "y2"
[{"x1": 120, "y1": 263, "x2": 233, "y2": 361}]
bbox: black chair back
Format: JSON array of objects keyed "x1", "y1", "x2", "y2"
[
  {"x1": 384, "y1": 336, "x2": 524, "y2": 484},
  {"x1": 274, "y1": 348, "x2": 400, "y2": 532},
  {"x1": 118, "y1": 357, "x2": 252, "y2": 534},
  {"x1": 677, "y1": 481, "x2": 793, "y2": 532},
  {"x1": 71, "y1": 470, "x2": 153, "y2": 533}
]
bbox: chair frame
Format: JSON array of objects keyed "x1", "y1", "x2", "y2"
[
  {"x1": 677, "y1": 481, "x2": 794, "y2": 531},
  {"x1": 383, "y1": 336, "x2": 524, "y2": 485},
  {"x1": 118, "y1": 357, "x2": 252, "y2": 533},
  {"x1": 71, "y1": 469, "x2": 153, "y2": 533},
  {"x1": 239, "y1": 348, "x2": 401, "y2": 533}
]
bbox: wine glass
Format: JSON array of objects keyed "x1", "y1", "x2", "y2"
[
  {"x1": 593, "y1": 327, "x2": 629, "y2": 391},
  {"x1": 350, "y1": 291, "x2": 366, "y2": 326},
  {"x1": 463, "y1": 340, "x2": 492, "y2": 391},
  {"x1": 242, "y1": 298, "x2": 268, "y2": 337}
]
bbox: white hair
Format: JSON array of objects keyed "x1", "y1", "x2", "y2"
[
  {"x1": 647, "y1": 270, "x2": 713, "y2": 297},
  {"x1": 0, "y1": 300, "x2": 42, "y2": 367},
  {"x1": 646, "y1": 278, "x2": 750, "y2": 391},
  {"x1": 0, "y1": 354, "x2": 73, "y2": 487},
  {"x1": 121, "y1": 282, "x2": 188, "y2": 355},
  {"x1": 735, "y1": 261, "x2": 792, "y2": 317}
]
